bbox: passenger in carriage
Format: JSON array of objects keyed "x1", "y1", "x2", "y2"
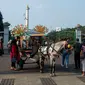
[
  {"x1": 30, "y1": 37, "x2": 40, "y2": 58},
  {"x1": 22, "y1": 39, "x2": 27, "y2": 49},
  {"x1": 16, "y1": 36, "x2": 21, "y2": 51}
]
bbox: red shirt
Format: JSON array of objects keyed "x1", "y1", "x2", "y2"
[{"x1": 10, "y1": 45, "x2": 20, "y2": 61}]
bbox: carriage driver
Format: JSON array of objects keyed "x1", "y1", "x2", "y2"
[{"x1": 30, "y1": 37, "x2": 40, "y2": 58}]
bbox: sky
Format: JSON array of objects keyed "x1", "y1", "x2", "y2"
[{"x1": 0, "y1": 0, "x2": 85, "y2": 31}]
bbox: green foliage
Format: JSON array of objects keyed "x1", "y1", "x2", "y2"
[
  {"x1": 47, "y1": 25, "x2": 85, "y2": 44},
  {"x1": 47, "y1": 30, "x2": 57, "y2": 42}
]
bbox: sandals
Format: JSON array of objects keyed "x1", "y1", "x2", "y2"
[
  {"x1": 10, "y1": 67, "x2": 17, "y2": 71},
  {"x1": 10, "y1": 67, "x2": 14, "y2": 70},
  {"x1": 81, "y1": 74, "x2": 85, "y2": 76}
]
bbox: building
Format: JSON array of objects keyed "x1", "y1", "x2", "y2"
[
  {"x1": 3, "y1": 22, "x2": 10, "y2": 49},
  {"x1": 0, "y1": 12, "x2": 10, "y2": 49}
]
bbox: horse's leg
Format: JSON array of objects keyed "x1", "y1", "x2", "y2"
[
  {"x1": 50, "y1": 58, "x2": 56, "y2": 77},
  {"x1": 50, "y1": 65, "x2": 53, "y2": 76},
  {"x1": 39, "y1": 56, "x2": 42, "y2": 73},
  {"x1": 50, "y1": 63, "x2": 52, "y2": 73},
  {"x1": 41, "y1": 58, "x2": 44, "y2": 73},
  {"x1": 39, "y1": 56, "x2": 44, "y2": 73},
  {"x1": 50, "y1": 59, "x2": 53, "y2": 76},
  {"x1": 53, "y1": 59, "x2": 56, "y2": 76}
]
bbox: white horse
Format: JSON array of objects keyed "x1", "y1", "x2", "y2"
[{"x1": 38, "y1": 41, "x2": 65, "y2": 76}]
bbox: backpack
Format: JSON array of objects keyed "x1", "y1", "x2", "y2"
[{"x1": 74, "y1": 42, "x2": 81, "y2": 53}]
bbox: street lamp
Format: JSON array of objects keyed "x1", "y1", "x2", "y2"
[{"x1": 75, "y1": 24, "x2": 81, "y2": 43}]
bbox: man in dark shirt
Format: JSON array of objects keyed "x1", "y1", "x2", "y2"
[{"x1": 73, "y1": 38, "x2": 81, "y2": 69}]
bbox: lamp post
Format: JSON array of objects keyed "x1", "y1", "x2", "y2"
[{"x1": 75, "y1": 24, "x2": 81, "y2": 43}]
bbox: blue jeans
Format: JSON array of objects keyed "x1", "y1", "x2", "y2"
[{"x1": 62, "y1": 50, "x2": 69, "y2": 66}]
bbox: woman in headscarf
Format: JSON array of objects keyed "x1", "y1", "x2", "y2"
[{"x1": 10, "y1": 39, "x2": 20, "y2": 70}]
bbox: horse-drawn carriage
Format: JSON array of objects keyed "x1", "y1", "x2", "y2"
[
  {"x1": 8, "y1": 33, "x2": 66, "y2": 76},
  {"x1": 19, "y1": 34, "x2": 46, "y2": 70},
  {"x1": 21, "y1": 36, "x2": 65, "y2": 75}
]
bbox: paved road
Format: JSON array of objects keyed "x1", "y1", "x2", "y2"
[
  {"x1": 0, "y1": 53, "x2": 85, "y2": 85},
  {"x1": 0, "y1": 52, "x2": 79, "y2": 74}
]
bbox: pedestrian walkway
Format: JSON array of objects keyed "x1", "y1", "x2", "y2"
[
  {"x1": 0, "y1": 73, "x2": 85, "y2": 85},
  {"x1": 0, "y1": 54, "x2": 85, "y2": 85}
]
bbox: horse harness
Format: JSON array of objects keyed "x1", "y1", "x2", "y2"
[{"x1": 39, "y1": 43, "x2": 63, "y2": 58}]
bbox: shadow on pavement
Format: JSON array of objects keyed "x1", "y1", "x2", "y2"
[
  {"x1": 0, "y1": 64, "x2": 81, "y2": 75},
  {"x1": 0, "y1": 54, "x2": 81, "y2": 75}
]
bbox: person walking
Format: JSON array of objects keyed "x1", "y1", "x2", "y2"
[
  {"x1": 10, "y1": 39, "x2": 20, "y2": 70},
  {"x1": 73, "y1": 38, "x2": 81, "y2": 69},
  {"x1": 1, "y1": 38, "x2": 4, "y2": 54},
  {"x1": 81, "y1": 42, "x2": 85, "y2": 76},
  {"x1": 0, "y1": 39, "x2": 3, "y2": 56},
  {"x1": 61, "y1": 42, "x2": 72, "y2": 68}
]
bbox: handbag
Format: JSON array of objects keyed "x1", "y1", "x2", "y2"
[
  {"x1": 80, "y1": 50, "x2": 85, "y2": 60},
  {"x1": 11, "y1": 57, "x2": 16, "y2": 63}
]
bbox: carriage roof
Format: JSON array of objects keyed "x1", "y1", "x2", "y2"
[
  {"x1": 28, "y1": 29, "x2": 45, "y2": 37},
  {"x1": 29, "y1": 34, "x2": 44, "y2": 37}
]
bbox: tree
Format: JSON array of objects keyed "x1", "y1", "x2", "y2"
[
  {"x1": 34, "y1": 25, "x2": 48, "y2": 33},
  {"x1": 0, "y1": 11, "x2": 4, "y2": 31},
  {"x1": 47, "y1": 28, "x2": 75, "y2": 44},
  {"x1": 11, "y1": 24, "x2": 27, "y2": 36},
  {"x1": 47, "y1": 30, "x2": 57, "y2": 42}
]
